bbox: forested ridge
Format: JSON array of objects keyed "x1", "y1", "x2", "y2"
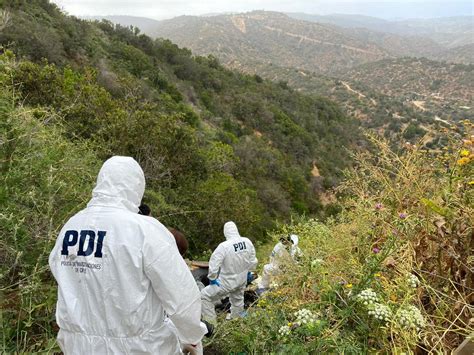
[
  {"x1": 142, "y1": 11, "x2": 473, "y2": 148},
  {"x1": 1, "y1": 0, "x2": 358, "y2": 247}
]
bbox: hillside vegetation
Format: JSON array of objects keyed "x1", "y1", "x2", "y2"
[
  {"x1": 288, "y1": 13, "x2": 474, "y2": 51},
  {"x1": 212, "y1": 131, "x2": 474, "y2": 353},
  {"x1": 1, "y1": 1, "x2": 358, "y2": 351},
  {"x1": 146, "y1": 11, "x2": 472, "y2": 74},
  {"x1": 151, "y1": 11, "x2": 390, "y2": 74},
  {"x1": 131, "y1": 10, "x2": 473, "y2": 149},
  {"x1": 339, "y1": 58, "x2": 474, "y2": 144},
  {"x1": 342, "y1": 58, "x2": 474, "y2": 109},
  {"x1": 225, "y1": 60, "x2": 447, "y2": 144},
  {"x1": 1, "y1": 1, "x2": 472, "y2": 354},
  {"x1": 0, "y1": 0, "x2": 358, "y2": 241}
]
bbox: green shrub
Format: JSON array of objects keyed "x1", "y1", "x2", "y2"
[{"x1": 1, "y1": 79, "x2": 100, "y2": 352}]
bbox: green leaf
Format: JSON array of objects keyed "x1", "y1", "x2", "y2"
[{"x1": 420, "y1": 198, "x2": 449, "y2": 217}]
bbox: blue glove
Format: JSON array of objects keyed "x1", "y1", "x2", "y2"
[
  {"x1": 209, "y1": 279, "x2": 221, "y2": 287},
  {"x1": 247, "y1": 272, "x2": 253, "y2": 283}
]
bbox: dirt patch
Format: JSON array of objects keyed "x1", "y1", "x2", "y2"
[
  {"x1": 412, "y1": 100, "x2": 427, "y2": 111},
  {"x1": 434, "y1": 116, "x2": 451, "y2": 126},
  {"x1": 342, "y1": 81, "x2": 366, "y2": 98},
  {"x1": 320, "y1": 191, "x2": 336, "y2": 205},
  {"x1": 311, "y1": 162, "x2": 320, "y2": 177},
  {"x1": 341, "y1": 81, "x2": 377, "y2": 105},
  {"x1": 231, "y1": 16, "x2": 246, "y2": 33}
]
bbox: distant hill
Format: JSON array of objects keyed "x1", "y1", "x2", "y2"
[
  {"x1": 227, "y1": 57, "x2": 473, "y2": 147},
  {"x1": 340, "y1": 57, "x2": 474, "y2": 103},
  {"x1": 286, "y1": 13, "x2": 390, "y2": 30},
  {"x1": 148, "y1": 11, "x2": 391, "y2": 74},
  {"x1": 94, "y1": 12, "x2": 472, "y2": 70},
  {"x1": 94, "y1": 10, "x2": 473, "y2": 144},
  {"x1": 298, "y1": 1, "x2": 473, "y2": 19},
  {"x1": 434, "y1": 43, "x2": 474, "y2": 65},
  {"x1": 146, "y1": 11, "x2": 461, "y2": 74},
  {"x1": 396, "y1": 17, "x2": 474, "y2": 49},
  {"x1": 287, "y1": 13, "x2": 474, "y2": 49}
]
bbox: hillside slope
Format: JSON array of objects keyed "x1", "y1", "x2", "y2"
[
  {"x1": 130, "y1": 11, "x2": 472, "y2": 147},
  {"x1": 1, "y1": 1, "x2": 361, "y2": 244},
  {"x1": 142, "y1": 11, "x2": 464, "y2": 72},
  {"x1": 341, "y1": 58, "x2": 474, "y2": 103},
  {"x1": 340, "y1": 57, "x2": 474, "y2": 125},
  {"x1": 287, "y1": 13, "x2": 474, "y2": 49},
  {"x1": 0, "y1": 1, "x2": 364, "y2": 351},
  {"x1": 213, "y1": 130, "x2": 474, "y2": 353},
  {"x1": 99, "y1": 12, "x2": 472, "y2": 68},
  {"x1": 149, "y1": 11, "x2": 395, "y2": 74},
  {"x1": 1, "y1": 2, "x2": 472, "y2": 354}
]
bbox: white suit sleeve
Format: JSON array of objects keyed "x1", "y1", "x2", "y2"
[
  {"x1": 248, "y1": 240, "x2": 258, "y2": 270},
  {"x1": 207, "y1": 244, "x2": 225, "y2": 280},
  {"x1": 143, "y1": 222, "x2": 206, "y2": 345}
]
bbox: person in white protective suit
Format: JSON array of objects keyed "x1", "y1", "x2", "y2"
[
  {"x1": 201, "y1": 221, "x2": 258, "y2": 324},
  {"x1": 257, "y1": 236, "x2": 291, "y2": 292},
  {"x1": 290, "y1": 234, "x2": 303, "y2": 260},
  {"x1": 257, "y1": 234, "x2": 300, "y2": 292},
  {"x1": 48, "y1": 156, "x2": 206, "y2": 355}
]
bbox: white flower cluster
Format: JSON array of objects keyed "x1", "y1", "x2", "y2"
[
  {"x1": 356, "y1": 288, "x2": 378, "y2": 305},
  {"x1": 368, "y1": 303, "x2": 392, "y2": 322},
  {"x1": 311, "y1": 258, "x2": 324, "y2": 267},
  {"x1": 294, "y1": 308, "x2": 318, "y2": 326},
  {"x1": 397, "y1": 305, "x2": 425, "y2": 331},
  {"x1": 408, "y1": 274, "x2": 420, "y2": 288},
  {"x1": 278, "y1": 325, "x2": 291, "y2": 337}
]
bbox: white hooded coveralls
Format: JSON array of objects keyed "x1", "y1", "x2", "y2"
[
  {"x1": 259, "y1": 235, "x2": 301, "y2": 289},
  {"x1": 49, "y1": 156, "x2": 206, "y2": 354},
  {"x1": 290, "y1": 234, "x2": 302, "y2": 260},
  {"x1": 258, "y1": 240, "x2": 291, "y2": 289},
  {"x1": 201, "y1": 222, "x2": 257, "y2": 322}
]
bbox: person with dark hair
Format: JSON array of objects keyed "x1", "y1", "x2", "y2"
[
  {"x1": 138, "y1": 203, "x2": 151, "y2": 216},
  {"x1": 168, "y1": 228, "x2": 189, "y2": 257},
  {"x1": 138, "y1": 204, "x2": 189, "y2": 257}
]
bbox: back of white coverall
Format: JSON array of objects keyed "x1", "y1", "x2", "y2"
[
  {"x1": 201, "y1": 222, "x2": 258, "y2": 323},
  {"x1": 49, "y1": 156, "x2": 206, "y2": 354}
]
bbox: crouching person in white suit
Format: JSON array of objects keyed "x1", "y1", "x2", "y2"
[
  {"x1": 201, "y1": 221, "x2": 258, "y2": 324},
  {"x1": 49, "y1": 156, "x2": 206, "y2": 355},
  {"x1": 257, "y1": 234, "x2": 300, "y2": 293}
]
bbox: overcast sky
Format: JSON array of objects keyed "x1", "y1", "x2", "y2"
[{"x1": 51, "y1": 1, "x2": 473, "y2": 20}]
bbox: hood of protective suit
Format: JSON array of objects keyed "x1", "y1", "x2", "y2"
[
  {"x1": 290, "y1": 234, "x2": 299, "y2": 246},
  {"x1": 87, "y1": 156, "x2": 145, "y2": 213},
  {"x1": 223, "y1": 221, "x2": 240, "y2": 240}
]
